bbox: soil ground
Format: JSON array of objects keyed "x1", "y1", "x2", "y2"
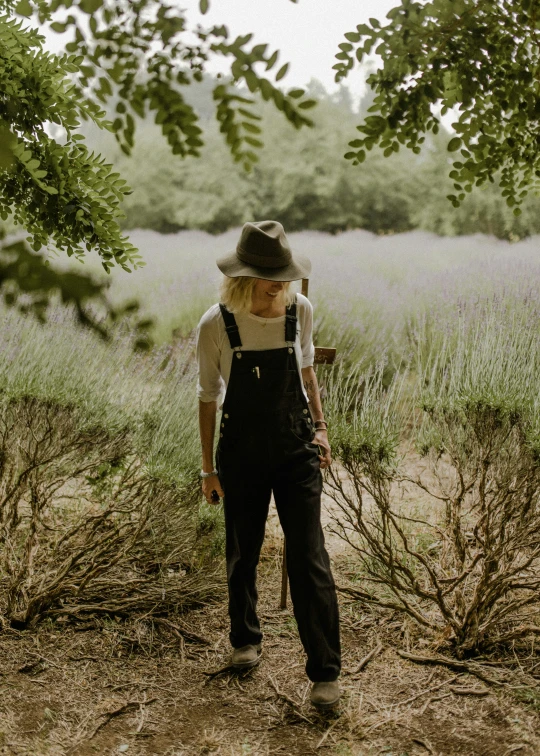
[{"x1": 1, "y1": 498, "x2": 540, "y2": 756}]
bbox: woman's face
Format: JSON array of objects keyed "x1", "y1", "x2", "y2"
[{"x1": 252, "y1": 278, "x2": 286, "y2": 302}]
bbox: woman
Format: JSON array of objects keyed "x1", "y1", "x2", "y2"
[{"x1": 196, "y1": 220, "x2": 341, "y2": 709}]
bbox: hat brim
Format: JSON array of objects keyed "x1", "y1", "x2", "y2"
[{"x1": 216, "y1": 250, "x2": 311, "y2": 281}]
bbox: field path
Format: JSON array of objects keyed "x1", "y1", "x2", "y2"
[{"x1": 1, "y1": 490, "x2": 540, "y2": 756}]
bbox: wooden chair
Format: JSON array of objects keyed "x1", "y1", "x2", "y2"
[{"x1": 280, "y1": 278, "x2": 336, "y2": 608}]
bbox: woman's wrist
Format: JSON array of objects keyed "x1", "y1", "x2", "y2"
[
  {"x1": 200, "y1": 469, "x2": 218, "y2": 478},
  {"x1": 313, "y1": 419, "x2": 328, "y2": 430}
]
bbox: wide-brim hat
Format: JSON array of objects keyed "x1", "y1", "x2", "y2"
[{"x1": 216, "y1": 220, "x2": 311, "y2": 281}]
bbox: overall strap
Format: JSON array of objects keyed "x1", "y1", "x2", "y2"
[
  {"x1": 219, "y1": 304, "x2": 242, "y2": 349},
  {"x1": 285, "y1": 295, "x2": 298, "y2": 343}
]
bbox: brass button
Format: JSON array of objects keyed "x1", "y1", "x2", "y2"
[
  {"x1": 224, "y1": 413, "x2": 229, "y2": 419},
  {"x1": 220, "y1": 433, "x2": 223, "y2": 438},
  {"x1": 236, "y1": 352, "x2": 242, "y2": 359},
  {"x1": 288, "y1": 347, "x2": 293, "y2": 353},
  {"x1": 303, "y1": 409, "x2": 308, "y2": 414},
  {"x1": 221, "y1": 423, "x2": 225, "y2": 428}
]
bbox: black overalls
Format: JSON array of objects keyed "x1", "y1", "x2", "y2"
[{"x1": 215, "y1": 297, "x2": 341, "y2": 683}]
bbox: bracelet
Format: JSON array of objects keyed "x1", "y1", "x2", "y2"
[
  {"x1": 200, "y1": 469, "x2": 218, "y2": 478},
  {"x1": 314, "y1": 420, "x2": 328, "y2": 430}
]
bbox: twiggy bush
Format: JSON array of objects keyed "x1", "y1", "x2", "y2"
[
  {"x1": 326, "y1": 302, "x2": 540, "y2": 657},
  {"x1": 0, "y1": 397, "x2": 221, "y2": 627}
]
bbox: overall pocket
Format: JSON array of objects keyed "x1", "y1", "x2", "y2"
[{"x1": 289, "y1": 411, "x2": 317, "y2": 445}]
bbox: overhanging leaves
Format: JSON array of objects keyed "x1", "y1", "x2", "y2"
[
  {"x1": 335, "y1": 0, "x2": 540, "y2": 210},
  {"x1": 0, "y1": 14, "x2": 140, "y2": 271},
  {"x1": 11, "y1": 0, "x2": 316, "y2": 172},
  {"x1": 1, "y1": 0, "x2": 318, "y2": 269}
]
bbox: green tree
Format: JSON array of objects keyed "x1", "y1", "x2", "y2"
[
  {"x1": 0, "y1": 0, "x2": 314, "y2": 331},
  {"x1": 110, "y1": 79, "x2": 540, "y2": 241},
  {"x1": 335, "y1": 0, "x2": 540, "y2": 214},
  {"x1": 113, "y1": 85, "x2": 424, "y2": 237}
]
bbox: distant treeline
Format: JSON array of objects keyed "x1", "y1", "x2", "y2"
[
  {"x1": 10, "y1": 78, "x2": 540, "y2": 242},
  {"x1": 111, "y1": 78, "x2": 540, "y2": 241}
]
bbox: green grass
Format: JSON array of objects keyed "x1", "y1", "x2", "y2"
[{"x1": 0, "y1": 304, "x2": 200, "y2": 489}]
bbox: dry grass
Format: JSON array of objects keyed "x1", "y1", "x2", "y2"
[{"x1": 0, "y1": 397, "x2": 223, "y2": 629}]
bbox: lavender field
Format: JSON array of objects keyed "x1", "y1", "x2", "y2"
[
  {"x1": 3, "y1": 228, "x2": 540, "y2": 474},
  {"x1": 1, "y1": 226, "x2": 539, "y2": 495},
  {"x1": 71, "y1": 226, "x2": 540, "y2": 360}
]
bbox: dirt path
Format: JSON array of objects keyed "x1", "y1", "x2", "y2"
[{"x1": 1, "y1": 499, "x2": 540, "y2": 756}]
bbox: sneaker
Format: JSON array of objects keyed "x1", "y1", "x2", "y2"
[
  {"x1": 231, "y1": 643, "x2": 261, "y2": 669},
  {"x1": 310, "y1": 680, "x2": 341, "y2": 709}
]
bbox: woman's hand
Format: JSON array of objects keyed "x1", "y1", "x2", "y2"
[
  {"x1": 314, "y1": 429, "x2": 332, "y2": 469},
  {"x1": 202, "y1": 474, "x2": 224, "y2": 504}
]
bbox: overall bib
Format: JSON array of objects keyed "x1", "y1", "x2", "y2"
[{"x1": 215, "y1": 297, "x2": 341, "y2": 682}]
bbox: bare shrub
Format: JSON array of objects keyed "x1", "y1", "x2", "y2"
[
  {"x1": 0, "y1": 397, "x2": 222, "y2": 627},
  {"x1": 326, "y1": 309, "x2": 540, "y2": 657}
]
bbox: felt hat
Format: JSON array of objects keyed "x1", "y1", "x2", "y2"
[{"x1": 216, "y1": 220, "x2": 311, "y2": 281}]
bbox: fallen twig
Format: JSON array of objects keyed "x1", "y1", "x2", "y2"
[
  {"x1": 89, "y1": 698, "x2": 157, "y2": 739},
  {"x1": 419, "y1": 693, "x2": 452, "y2": 715},
  {"x1": 365, "y1": 717, "x2": 396, "y2": 735},
  {"x1": 105, "y1": 680, "x2": 176, "y2": 694},
  {"x1": 23, "y1": 651, "x2": 63, "y2": 670},
  {"x1": 396, "y1": 675, "x2": 458, "y2": 707},
  {"x1": 316, "y1": 714, "x2": 343, "y2": 749},
  {"x1": 348, "y1": 642, "x2": 384, "y2": 677},
  {"x1": 450, "y1": 685, "x2": 489, "y2": 696},
  {"x1": 202, "y1": 664, "x2": 237, "y2": 681},
  {"x1": 412, "y1": 737, "x2": 434, "y2": 753},
  {"x1": 268, "y1": 676, "x2": 314, "y2": 724},
  {"x1": 397, "y1": 650, "x2": 504, "y2": 687},
  {"x1": 152, "y1": 617, "x2": 210, "y2": 646}
]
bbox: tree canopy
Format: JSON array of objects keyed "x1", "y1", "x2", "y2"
[
  {"x1": 1, "y1": 0, "x2": 313, "y2": 267},
  {"x1": 0, "y1": 0, "x2": 311, "y2": 334},
  {"x1": 107, "y1": 79, "x2": 540, "y2": 242},
  {"x1": 0, "y1": 14, "x2": 139, "y2": 270},
  {"x1": 334, "y1": 0, "x2": 540, "y2": 215}
]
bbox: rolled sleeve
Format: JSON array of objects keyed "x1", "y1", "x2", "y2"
[
  {"x1": 196, "y1": 315, "x2": 225, "y2": 403},
  {"x1": 300, "y1": 296, "x2": 315, "y2": 368}
]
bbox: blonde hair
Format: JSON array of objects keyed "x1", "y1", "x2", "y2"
[{"x1": 219, "y1": 276, "x2": 296, "y2": 314}]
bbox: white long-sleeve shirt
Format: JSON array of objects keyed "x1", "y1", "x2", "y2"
[{"x1": 196, "y1": 293, "x2": 315, "y2": 407}]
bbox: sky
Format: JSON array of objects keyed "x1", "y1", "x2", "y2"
[
  {"x1": 181, "y1": 0, "x2": 398, "y2": 98},
  {"x1": 41, "y1": 1, "x2": 399, "y2": 104}
]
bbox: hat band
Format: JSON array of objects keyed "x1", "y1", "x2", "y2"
[{"x1": 237, "y1": 246, "x2": 292, "y2": 269}]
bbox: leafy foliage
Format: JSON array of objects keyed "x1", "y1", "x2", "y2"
[
  {"x1": 8, "y1": 0, "x2": 314, "y2": 173},
  {"x1": 0, "y1": 0, "x2": 313, "y2": 263},
  {"x1": 335, "y1": 0, "x2": 540, "y2": 212},
  {"x1": 0, "y1": 14, "x2": 139, "y2": 270}
]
